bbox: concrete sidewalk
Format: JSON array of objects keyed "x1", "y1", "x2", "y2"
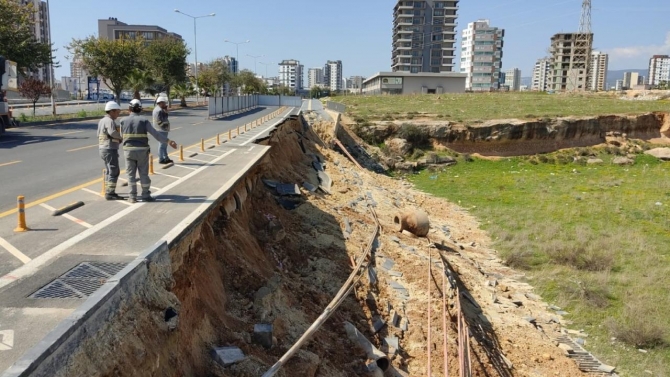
[{"x1": 0, "y1": 106, "x2": 296, "y2": 373}]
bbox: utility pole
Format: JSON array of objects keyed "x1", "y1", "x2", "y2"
[
  {"x1": 175, "y1": 9, "x2": 216, "y2": 105},
  {"x1": 567, "y1": 0, "x2": 592, "y2": 92}
]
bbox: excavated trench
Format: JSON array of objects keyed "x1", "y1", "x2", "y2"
[{"x1": 51, "y1": 115, "x2": 590, "y2": 377}]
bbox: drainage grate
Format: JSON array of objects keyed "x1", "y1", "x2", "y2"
[
  {"x1": 29, "y1": 262, "x2": 127, "y2": 299},
  {"x1": 555, "y1": 335, "x2": 617, "y2": 376}
]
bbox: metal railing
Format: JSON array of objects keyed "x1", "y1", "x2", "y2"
[{"x1": 325, "y1": 101, "x2": 346, "y2": 113}]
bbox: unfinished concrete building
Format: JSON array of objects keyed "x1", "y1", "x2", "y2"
[{"x1": 549, "y1": 33, "x2": 593, "y2": 91}]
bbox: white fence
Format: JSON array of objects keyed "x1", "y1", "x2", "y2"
[{"x1": 208, "y1": 95, "x2": 302, "y2": 117}]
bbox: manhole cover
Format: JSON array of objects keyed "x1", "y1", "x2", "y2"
[{"x1": 29, "y1": 262, "x2": 127, "y2": 299}]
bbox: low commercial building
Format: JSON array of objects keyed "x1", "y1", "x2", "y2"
[{"x1": 361, "y1": 72, "x2": 465, "y2": 95}]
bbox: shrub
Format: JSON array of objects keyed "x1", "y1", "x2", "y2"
[
  {"x1": 381, "y1": 114, "x2": 393, "y2": 121},
  {"x1": 607, "y1": 296, "x2": 669, "y2": 348},
  {"x1": 411, "y1": 149, "x2": 425, "y2": 160},
  {"x1": 19, "y1": 113, "x2": 28, "y2": 122},
  {"x1": 397, "y1": 123, "x2": 430, "y2": 146},
  {"x1": 77, "y1": 109, "x2": 88, "y2": 118},
  {"x1": 538, "y1": 154, "x2": 550, "y2": 163},
  {"x1": 462, "y1": 153, "x2": 474, "y2": 163}
]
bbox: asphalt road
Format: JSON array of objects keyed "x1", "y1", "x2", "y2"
[
  {"x1": 10, "y1": 98, "x2": 200, "y2": 117},
  {"x1": 0, "y1": 106, "x2": 280, "y2": 214}
]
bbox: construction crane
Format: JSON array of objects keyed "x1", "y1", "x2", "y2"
[{"x1": 567, "y1": 0, "x2": 593, "y2": 91}]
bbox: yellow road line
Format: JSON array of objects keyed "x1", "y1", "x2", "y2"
[
  {"x1": 0, "y1": 236, "x2": 31, "y2": 264},
  {"x1": 0, "y1": 177, "x2": 103, "y2": 219},
  {"x1": 0, "y1": 161, "x2": 21, "y2": 168},
  {"x1": 67, "y1": 144, "x2": 97, "y2": 152},
  {"x1": 53, "y1": 130, "x2": 85, "y2": 136},
  {"x1": 39, "y1": 203, "x2": 93, "y2": 228}
]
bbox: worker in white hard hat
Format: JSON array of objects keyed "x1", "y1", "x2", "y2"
[
  {"x1": 97, "y1": 101, "x2": 124, "y2": 200},
  {"x1": 120, "y1": 99, "x2": 178, "y2": 203},
  {"x1": 153, "y1": 95, "x2": 172, "y2": 164}
]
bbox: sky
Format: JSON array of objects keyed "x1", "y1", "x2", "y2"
[{"x1": 50, "y1": 0, "x2": 670, "y2": 81}]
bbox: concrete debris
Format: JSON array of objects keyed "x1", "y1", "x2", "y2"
[
  {"x1": 212, "y1": 346, "x2": 246, "y2": 367},
  {"x1": 525, "y1": 293, "x2": 541, "y2": 301},
  {"x1": 372, "y1": 317, "x2": 386, "y2": 333},
  {"x1": 556, "y1": 310, "x2": 569, "y2": 316},
  {"x1": 368, "y1": 267, "x2": 378, "y2": 285},
  {"x1": 343, "y1": 217, "x2": 352, "y2": 239},
  {"x1": 387, "y1": 270, "x2": 403, "y2": 277},
  {"x1": 390, "y1": 311, "x2": 400, "y2": 328},
  {"x1": 389, "y1": 236, "x2": 400, "y2": 243},
  {"x1": 380, "y1": 258, "x2": 395, "y2": 271},
  {"x1": 262, "y1": 179, "x2": 279, "y2": 188},
  {"x1": 276, "y1": 198, "x2": 302, "y2": 210},
  {"x1": 387, "y1": 279, "x2": 406, "y2": 291},
  {"x1": 384, "y1": 336, "x2": 399, "y2": 352},
  {"x1": 400, "y1": 317, "x2": 409, "y2": 331},
  {"x1": 523, "y1": 317, "x2": 537, "y2": 324},
  {"x1": 276, "y1": 183, "x2": 301, "y2": 196},
  {"x1": 252, "y1": 323, "x2": 273, "y2": 349},
  {"x1": 317, "y1": 171, "x2": 332, "y2": 194},
  {"x1": 575, "y1": 338, "x2": 585, "y2": 346},
  {"x1": 302, "y1": 182, "x2": 317, "y2": 192},
  {"x1": 598, "y1": 364, "x2": 616, "y2": 373},
  {"x1": 312, "y1": 160, "x2": 324, "y2": 171}
]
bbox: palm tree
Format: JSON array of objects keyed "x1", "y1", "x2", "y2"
[
  {"x1": 171, "y1": 83, "x2": 195, "y2": 107},
  {"x1": 126, "y1": 69, "x2": 155, "y2": 100}
]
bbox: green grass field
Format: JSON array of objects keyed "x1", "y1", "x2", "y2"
[
  {"x1": 411, "y1": 152, "x2": 670, "y2": 376},
  {"x1": 330, "y1": 92, "x2": 670, "y2": 122}
]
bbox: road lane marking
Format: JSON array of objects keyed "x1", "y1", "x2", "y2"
[
  {"x1": 66, "y1": 144, "x2": 97, "y2": 152},
  {"x1": 0, "y1": 149, "x2": 236, "y2": 289},
  {"x1": 171, "y1": 127, "x2": 183, "y2": 130},
  {"x1": 153, "y1": 172, "x2": 181, "y2": 179},
  {"x1": 0, "y1": 236, "x2": 31, "y2": 264},
  {"x1": 53, "y1": 130, "x2": 85, "y2": 136},
  {"x1": 117, "y1": 178, "x2": 162, "y2": 191},
  {"x1": 197, "y1": 152, "x2": 221, "y2": 158},
  {"x1": 0, "y1": 161, "x2": 21, "y2": 168},
  {"x1": 39, "y1": 203, "x2": 93, "y2": 228},
  {"x1": 187, "y1": 157, "x2": 210, "y2": 163},
  {"x1": 172, "y1": 164, "x2": 198, "y2": 170},
  {"x1": 80, "y1": 188, "x2": 136, "y2": 206}
]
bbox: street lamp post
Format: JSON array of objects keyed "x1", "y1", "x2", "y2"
[
  {"x1": 224, "y1": 40, "x2": 250, "y2": 75},
  {"x1": 247, "y1": 54, "x2": 264, "y2": 76},
  {"x1": 46, "y1": 0, "x2": 56, "y2": 114},
  {"x1": 175, "y1": 9, "x2": 215, "y2": 105},
  {"x1": 258, "y1": 62, "x2": 270, "y2": 79}
]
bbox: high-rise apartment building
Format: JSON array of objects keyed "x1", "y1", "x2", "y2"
[
  {"x1": 98, "y1": 18, "x2": 182, "y2": 42},
  {"x1": 504, "y1": 68, "x2": 521, "y2": 91},
  {"x1": 324, "y1": 60, "x2": 343, "y2": 92},
  {"x1": 308, "y1": 68, "x2": 324, "y2": 88},
  {"x1": 278, "y1": 59, "x2": 303, "y2": 90},
  {"x1": 18, "y1": 0, "x2": 52, "y2": 83},
  {"x1": 549, "y1": 33, "x2": 593, "y2": 91},
  {"x1": 392, "y1": 1, "x2": 459, "y2": 73},
  {"x1": 622, "y1": 72, "x2": 640, "y2": 89},
  {"x1": 648, "y1": 55, "x2": 670, "y2": 86},
  {"x1": 532, "y1": 58, "x2": 552, "y2": 91},
  {"x1": 460, "y1": 19, "x2": 504, "y2": 91},
  {"x1": 590, "y1": 51, "x2": 608, "y2": 91},
  {"x1": 221, "y1": 56, "x2": 238, "y2": 75}
]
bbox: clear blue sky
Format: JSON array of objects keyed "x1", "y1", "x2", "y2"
[{"x1": 51, "y1": 0, "x2": 670, "y2": 80}]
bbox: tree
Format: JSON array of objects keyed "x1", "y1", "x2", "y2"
[
  {"x1": 0, "y1": 0, "x2": 53, "y2": 74},
  {"x1": 275, "y1": 85, "x2": 294, "y2": 96},
  {"x1": 142, "y1": 37, "x2": 190, "y2": 99},
  {"x1": 68, "y1": 37, "x2": 142, "y2": 103},
  {"x1": 125, "y1": 69, "x2": 155, "y2": 100},
  {"x1": 171, "y1": 83, "x2": 194, "y2": 107},
  {"x1": 310, "y1": 86, "x2": 323, "y2": 99},
  {"x1": 18, "y1": 78, "x2": 51, "y2": 116},
  {"x1": 234, "y1": 69, "x2": 266, "y2": 94}
]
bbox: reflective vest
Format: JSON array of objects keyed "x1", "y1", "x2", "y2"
[{"x1": 120, "y1": 113, "x2": 150, "y2": 151}]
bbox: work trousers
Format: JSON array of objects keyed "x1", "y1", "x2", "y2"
[
  {"x1": 100, "y1": 149, "x2": 120, "y2": 194},
  {"x1": 124, "y1": 149, "x2": 151, "y2": 199}
]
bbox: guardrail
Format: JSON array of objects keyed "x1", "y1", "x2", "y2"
[
  {"x1": 208, "y1": 95, "x2": 303, "y2": 118},
  {"x1": 325, "y1": 101, "x2": 346, "y2": 113}
]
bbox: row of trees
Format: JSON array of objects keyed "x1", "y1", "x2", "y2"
[{"x1": 0, "y1": 0, "x2": 54, "y2": 76}]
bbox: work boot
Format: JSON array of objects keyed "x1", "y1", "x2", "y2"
[
  {"x1": 128, "y1": 197, "x2": 137, "y2": 204},
  {"x1": 159, "y1": 159, "x2": 168, "y2": 164},
  {"x1": 105, "y1": 193, "x2": 125, "y2": 201},
  {"x1": 141, "y1": 196, "x2": 156, "y2": 202},
  {"x1": 165, "y1": 158, "x2": 174, "y2": 164}
]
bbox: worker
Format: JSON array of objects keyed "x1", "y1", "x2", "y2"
[
  {"x1": 120, "y1": 99, "x2": 177, "y2": 203},
  {"x1": 97, "y1": 101, "x2": 124, "y2": 200},
  {"x1": 153, "y1": 95, "x2": 172, "y2": 164}
]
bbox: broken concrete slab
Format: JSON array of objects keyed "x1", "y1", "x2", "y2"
[
  {"x1": 380, "y1": 258, "x2": 395, "y2": 271},
  {"x1": 317, "y1": 171, "x2": 332, "y2": 194},
  {"x1": 312, "y1": 161, "x2": 324, "y2": 171},
  {"x1": 390, "y1": 311, "x2": 400, "y2": 328},
  {"x1": 387, "y1": 279, "x2": 406, "y2": 291},
  {"x1": 387, "y1": 270, "x2": 403, "y2": 277},
  {"x1": 598, "y1": 364, "x2": 616, "y2": 373},
  {"x1": 212, "y1": 346, "x2": 246, "y2": 367},
  {"x1": 302, "y1": 182, "x2": 317, "y2": 192},
  {"x1": 252, "y1": 323, "x2": 273, "y2": 349},
  {"x1": 262, "y1": 179, "x2": 279, "y2": 188},
  {"x1": 372, "y1": 317, "x2": 386, "y2": 333},
  {"x1": 400, "y1": 318, "x2": 409, "y2": 331},
  {"x1": 384, "y1": 336, "x2": 399, "y2": 352},
  {"x1": 368, "y1": 267, "x2": 378, "y2": 285},
  {"x1": 276, "y1": 183, "x2": 301, "y2": 196}
]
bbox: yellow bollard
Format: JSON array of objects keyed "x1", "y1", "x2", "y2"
[
  {"x1": 237, "y1": 127, "x2": 240, "y2": 136},
  {"x1": 228, "y1": 129, "x2": 232, "y2": 140},
  {"x1": 101, "y1": 169, "x2": 106, "y2": 196},
  {"x1": 14, "y1": 196, "x2": 28, "y2": 232},
  {"x1": 201, "y1": 138, "x2": 205, "y2": 152},
  {"x1": 179, "y1": 145, "x2": 184, "y2": 161},
  {"x1": 245, "y1": 123, "x2": 248, "y2": 131},
  {"x1": 149, "y1": 154, "x2": 155, "y2": 175},
  {"x1": 216, "y1": 133, "x2": 220, "y2": 145}
]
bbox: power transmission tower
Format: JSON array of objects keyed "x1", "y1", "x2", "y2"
[{"x1": 568, "y1": 0, "x2": 593, "y2": 91}]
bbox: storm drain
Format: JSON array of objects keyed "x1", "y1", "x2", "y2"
[{"x1": 29, "y1": 262, "x2": 127, "y2": 299}]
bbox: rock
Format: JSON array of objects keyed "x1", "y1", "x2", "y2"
[
  {"x1": 587, "y1": 158, "x2": 604, "y2": 164},
  {"x1": 639, "y1": 349, "x2": 648, "y2": 353},
  {"x1": 426, "y1": 123, "x2": 451, "y2": 138},
  {"x1": 523, "y1": 316, "x2": 537, "y2": 324},
  {"x1": 612, "y1": 157, "x2": 634, "y2": 165},
  {"x1": 644, "y1": 147, "x2": 670, "y2": 161},
  {"x1": 387, "y1": 138, "x2": 412, "y2": 156},
  {"x1": 357, "y1": 123, "x2": 397, "y2": 143},
  {"x1": 212, "y1": 346, "x2": 246, "y2": 366},
  {"x1": 575, "y1": 338, "x2": 585, "y2": 346},
  {"x1": 395, "y1": 161, "x2": 417, "y2": 171},
  {"x1": 598, "y1": 364, "x2": 616, "y2": 373},
  {"x1": 284, "y1": 350, "x2": 320, "y2": 377},
  {"x1": 542, "y1": 353, "x2": 553, "y2": 361}
]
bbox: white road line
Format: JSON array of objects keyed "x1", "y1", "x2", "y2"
[
  {"x1": 172, "y1": 164, "x2": 198, "y2": 171},
  {"x1": 0, "y1": 149, "x2": 236, "y2": 289},
  {"x1": 39, "y1": 203, "x2": 93, "y2": 228},
  {"x1": 0, "y1": 236, "x2": 31, "y2": 264},
  {"x1": 80, "y1": 187, "x2": 102, "y2": 197},
  {"x1": 197, "y1": 152, "x2": 221, "y2": 158},
  {"x1": 117, "y1": 178, "x2": 162, "y2": 191},
  {"x1": 153, "y1": 172, "x2": 181, "y2": 179},
  {"x1": 53, "y1": 130, "x2": 84, "y2": 136},
  {"x1": 187, "y1": 157, "x2": 210, "y2": 163}
]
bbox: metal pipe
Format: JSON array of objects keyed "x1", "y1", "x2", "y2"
[{"x1": 343, "y1": 321, "x2": 390, "y2": 372}]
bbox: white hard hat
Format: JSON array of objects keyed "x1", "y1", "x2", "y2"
[
  {"x1": 104, "y1": 101, "x2": 121, "y2": 111},
  {"x1": 129, "y1": 99, "x2": 142, "y2": 108},
  {"x1": 156, "y1": 96, "x2": 168, "y2": 103}
]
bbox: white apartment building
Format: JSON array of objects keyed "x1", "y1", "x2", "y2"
[
  {"x1": 392, "y1": 1, "x2": 459, "y2": 73},
  {"x1": 590, "y1": 51, "x2": 608, "y2": 91},
  {"x1": 460, "y1": 19, "x2": 504, "y2": 91},
  {"x1": 648, "y1": 55, "x2": 670, "y2": 86},
  {"x1": 19, "y1": 0, "x2": 52, "y2": 83},
  {"x1": 532, "y1": 58, "x2": 552, "y2": 91},
  {"x1": 308, "y1": 68, "x2": 324, "y2": 88},
  {"x1": 504, "y1": 68, "x2": 521, "y2": 91},
  {"x1": 324, "y1": 60, "x2": 343, "y2": 92},
  {"x1": 278, "y1": 59, "x2": 303, "y2": 90}
]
